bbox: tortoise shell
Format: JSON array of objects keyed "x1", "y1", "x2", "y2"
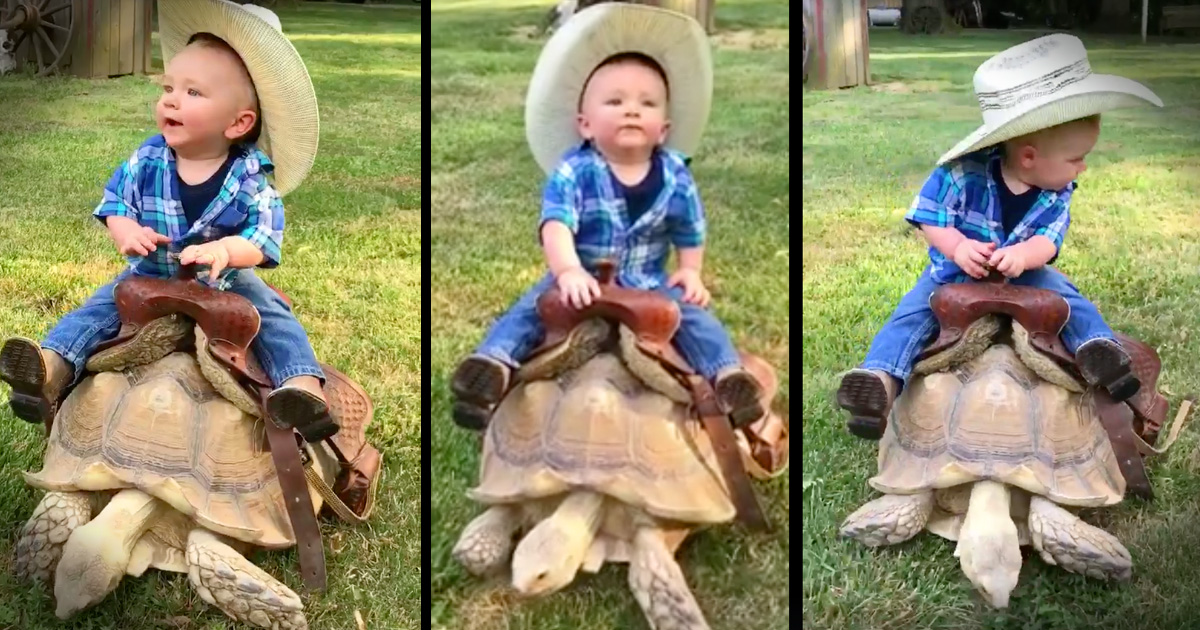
[
  {"x1": 469, "y1": 348, "x2": 735, "y2": 525},
  {"x1": 23, "y1": 352, "x2": 323, "y2": 548},
  {"x1": 871, "y1": 343, "x2": 1125, "y2": 507}
]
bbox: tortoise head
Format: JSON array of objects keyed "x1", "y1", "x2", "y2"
[{"x1": 954, "y1": 481, "x2": 1022, "y2": 608}]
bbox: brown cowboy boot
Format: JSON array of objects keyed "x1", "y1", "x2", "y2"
[
  {"x1": 265, "y1": 375, "x2": 340, "y2": 443},
  {"x1": 0, "y1": 338, "x2": 72, "y2": 424},
  {"x1": 450, "y1": 354, "x2": 511, "y2": 430},
  {"x1": 714, "y1": 366, "x2": 766, "y2": 429},
  {"x1": 837, "y1": 368, "x2": 898, "y2": 440},
  {"x1": 1074, "y1": 338, "x2": 1141, "y2": 402}
]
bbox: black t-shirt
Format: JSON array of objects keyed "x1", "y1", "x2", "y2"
[
  {"x1": 614, "y1": 151, "x2": 664, "y2": 225},
  {"x1": 991, "y1": 157, "x2": 1041, "y2": 239},
  {"x1": 178, "y1": 151, "x2": 237, "y2": 228}
]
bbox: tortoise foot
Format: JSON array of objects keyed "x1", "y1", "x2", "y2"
[
  {"x1": 1028, "y1": 495, "x2": 1132, "y2": 581},
  {"x1": 453, "y1": 505, "x2": 521, "y2": 575},
  {"x1": 840, "y1": 492, "x2": 935, "y2": 547},
  {"x1": 628, "y1": 527, "x2": 710, "y2": 630},
  {"x1": 187, "y1": 529, "x2": 308, "y2": 630},
  {"x1": 85, "y1": 315, "x2": 191, "y2": 373},
  {"x1": 14, "y1": 491, "x2": 93, "y2": 585}
]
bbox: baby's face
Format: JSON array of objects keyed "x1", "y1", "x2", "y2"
[
  {"x1": 156, "y1": 43, "x2": 256, "y2": 154},
  {"x1": 576, "y1": 60, "x2": 669, "y2": 159},
  {"x1": 1025, "y1": 121, "x2": 1100, "y2": 191}
]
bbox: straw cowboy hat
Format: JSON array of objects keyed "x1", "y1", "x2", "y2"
[
  {"x1": 158, "y1": 0, "x2": 319, "y2": 196},
  {"x1": 938, "y1": 33, "x2": 1162, "y2": 165},
  {"x1": 525, "y1": 2, "x2": 713, "y2": 174}
]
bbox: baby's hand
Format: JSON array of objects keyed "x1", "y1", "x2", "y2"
[
  {"x1": 952, "y1": 239, "x2": 996, "y2": 279},
  {"x1": 180, "y1": 241, "x2": 232, "y2": 282},
  {"x1": 668, "y1": 267, "x2": 711, "y2": 307},
  {"x1": 988, "y1": 246, "x2": 1028, "y2": 278},
  {"x1": 117, "y1": 226, "x2": 171, "y2": 257},
  {"x1": 556, "y1": 266, "x2": 600, "y2": 309}
]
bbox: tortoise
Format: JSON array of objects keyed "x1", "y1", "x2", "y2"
[
  {"x1": 13, "y1": 323, "x2": 344, "y2": 630},
  {"x1": 452, "y1": 318, "x2": 789, "y2": 630},
  {"x1": 839, "y1": 316, "x2": 1135, "y2": 608}
]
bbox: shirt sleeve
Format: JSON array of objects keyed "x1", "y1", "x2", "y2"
[
  {"x1": 669, "y1": 166, "x2": 706, "y2": 249},
  {"x1": 904, "y1": 165, "x2": 962, "y2": 229},
  {"x1": 1035, "y1": 186, "x2": 1072, "y2": 265},
  {"x1": 93, "y1": 154, "x2": 141, "y2": 225},
  {"x1": 237, "y1": 175, "x2": 285, "y2": 268},
  {"x1": 539, "y1": 163, "x2": 580, "y2": 235}
]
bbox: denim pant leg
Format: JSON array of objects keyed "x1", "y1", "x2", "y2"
[
  {"x1": 860, "y1": 267, "x2": 943, "y2": 385},
  {"x1": 224, "y1": 269, "x2": 325, "y2": 388},
  {"x1": 1009, "y1": 266, "x2": 1115, "y2": 353},
  {"x1": 475, "y1": 274, "x2": 556, "y2": 368},
  {"x1": 656, "y1": 286, "x2": 742, "y2": 380},
  {"x1": 42, "y1": 269, "x2": 132, "y2": 385}
]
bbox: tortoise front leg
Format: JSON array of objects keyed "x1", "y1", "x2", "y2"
[
  {"x1": 186, "y1": 528, "x2": 308, "y2": 630},
  {"x1": 14, "y1": 491, "x2": 93, "y2": 584},
  {"x1": 628, "y1": 526, "x2": 710, "y2": 630}
]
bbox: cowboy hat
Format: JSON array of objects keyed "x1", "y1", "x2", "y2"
[
  {"x1": 158, "y1": 0, "x2": 319, "y2": 196},
  {"x1": 524, "y1": 2, "x2": 712, "y2": 174},
  {"x1": 938, "y1": 33, "x2": 1162, "y2": 165}
]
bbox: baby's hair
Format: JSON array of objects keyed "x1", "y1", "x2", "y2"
[
  {"x1": 578, "y1": 52, "x2": 670, "y2": 111},
  {"x1": 1004, "y1": 114, "x2": 1101, "y2": 154},
  {"x1": 185, "y1": 32, "x2": 263, "y2": 144}
]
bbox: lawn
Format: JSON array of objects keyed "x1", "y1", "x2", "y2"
[
  {"x1": 0, "y1": 3, "x2": 422, "y2": 629},
  {"x1": 428, "y1": 1, "x2": 790, "y2": 629},
  {"x1": 803, "y1": 28, "x2": 1200, "y2": 630}
]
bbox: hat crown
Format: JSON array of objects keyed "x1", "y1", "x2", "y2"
[
  {"x1": 238, "y1": 3, "x2": 283, "y2": 32},
  {"x1": 972, "y1": 34, "x2": 1093, "y2": 123}
]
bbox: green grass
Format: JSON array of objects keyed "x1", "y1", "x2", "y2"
[
  {"x1": 803, "y1": 29, "x2": 1200, "y2": 630},
  {"x1": 0, "y1": 3, "x2": 421, "y2": 629},
  {"x1": 429, "y1": 1, "x2": 789, "y2": 629}
]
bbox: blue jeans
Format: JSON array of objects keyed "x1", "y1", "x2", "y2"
[
  {"x1": 475, "y1": 274, "x2": 742, "y2": 379},
  {"x1": 42, "y1": 268, "x2": 324, "y2": 387},
  {"x1": 861, "y1": 265, "x2": 1115, "y2": 385}
]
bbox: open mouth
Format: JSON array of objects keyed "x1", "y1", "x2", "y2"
[{"x1": 164, "y1": 117, "x2": 182, "y2": 127}]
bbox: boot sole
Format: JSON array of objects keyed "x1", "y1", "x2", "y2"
[
  {"x1": 715, "y1": 372, "x2": 765, "y2": 428},
  {"x1": 452, "y1": 401, "x2": 491, "y2": 431},
  {"x1": 837, "y1": 371, "x2": 889, "y2": 440},
  {"x1": 451, "y1": 358, "x2": 508, "y2": 406},
  {"x1": 266, "y1": 388, "x2": 340, "y2": 443},
  {"x1": 1076, "y1": 342, "x2": 1142, "y2": 402},
  {"x1": 0, "y1": 339, "x2": 51, "y2": 424}
]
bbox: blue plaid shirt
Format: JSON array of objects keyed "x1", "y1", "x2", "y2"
[
  {"x1": 93, "y1": 135, "x2": 285, "y2": 289},
  {"x1": 539, "y1": 143, "x2": 706, "y2": 290},
  {"x1": 905, "y1": 147, "x2": 1074, "y2": 284}
]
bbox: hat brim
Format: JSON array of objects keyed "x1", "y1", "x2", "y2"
[
  {"x1": 938, "y1": 73, "x2": 1162, "y2": 165},
  {"x1": 159, "y1": 0, "x2": 319, "y2": 196},
  {"x1": 525, "y1": 3, "x2": 712, "y2": 174}
]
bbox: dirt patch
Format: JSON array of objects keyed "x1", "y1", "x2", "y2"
[
  {"x1": 711, "y1": 28, "x2": 789, "y2": 51},
  {"x1": 508, "y1": 25, "x2": 545, "y2": 43},
  {"x1": 456, "y1": 588, "x2": 519, "y2": 630},
  {"x1": 869, "y1": 80, "x2": 951, "y2": 94}
]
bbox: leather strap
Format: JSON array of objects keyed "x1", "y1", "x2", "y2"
[
  {"x1": 686, "y1": 376, "x2": 769, "y2": 531},
  {"x1": 261, "y1": 390, "x2": 327, "y2": 592},
  {"x1": 1091, "y1": 388, "x2": 1153, "y2": 500}
]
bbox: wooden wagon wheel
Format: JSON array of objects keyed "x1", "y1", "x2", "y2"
[{"x1": 0, "y1": 0, "x2": 74, "y2": 76}]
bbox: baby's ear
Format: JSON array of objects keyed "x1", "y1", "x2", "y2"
[
  {"x1": 575, "y1": 113, "x2": 591, "y2": 139},
  {"x1": 226, "y1": 108, "x2": 258, "y2": 141}
]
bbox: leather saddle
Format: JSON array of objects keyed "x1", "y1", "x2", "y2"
[
  {"x1": 526, "y1": 261, "x2": 787, "y2": 531},
  {"x1": 917, "y1": 273, "x2": 1169, "y2": 499},
  {"x1": 84, "y1": 266, "x2": 381, "y2": 591}
]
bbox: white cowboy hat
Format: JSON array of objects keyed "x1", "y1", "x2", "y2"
[
  {"x1": 938, "y1": 33, "x2": 1162, "y2": 165},
  {"x1": 524, "y1": 2, "x2": 713, "y2": 174},
  {"x1": 158, "y1": 0, "x2": 319, "y2": 196}
]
